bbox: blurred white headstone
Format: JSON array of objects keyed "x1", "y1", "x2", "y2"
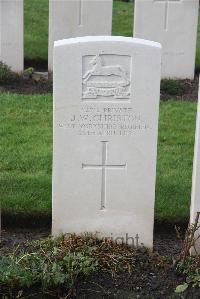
[
  {"x1": 0, "y1": 0, "x2": 24, "y2": 72},
  {"x1": 134, "y1": 0, "x2": 199, "y2": 79},
  {"x1": 48, "y1": 0, "x2": 113, "y2": 71}
]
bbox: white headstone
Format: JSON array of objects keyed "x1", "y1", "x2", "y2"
[
  {"x1": 0, "y1": 0, "x2": 24, "y2": 72},
  {"x1": 52, "y1": 36, "x2": 161, "y2": 248},
  {"x1": 48, "y1": 0, "x2": 113, "y2": 71},
  {"x1": 190, "y1": 77, "x2": 200, "y2": 254},
  {"x1": 134, "y1": 0, "x2": 199, "y2": 79}
]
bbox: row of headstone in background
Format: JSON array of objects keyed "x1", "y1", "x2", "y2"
[
  {"x1": 52, "y1": 36, "x2": 161, "y2": 248},
  {"x1": 48, "y1": 0, "x2": 113, "y2": 70},
  {"x1": 0, "y1": 0, "x2": 113, "y2": 73},
  {"x1": 0, "y1": 0, "x2": 199, "y2": 79},
  {"x1": 0, "y1": 0, "x2": 24, "y2": 72}
]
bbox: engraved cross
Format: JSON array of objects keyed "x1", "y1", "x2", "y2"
[
  {"x1": 78, "y1": 0, "x2": 83, "y2": 26},
  {"x1": 154, "y1": 0, "x2": 181, "y2": 31},
  {"x1": 82, "y1": 141, "x2": 126, "y2": 210}
]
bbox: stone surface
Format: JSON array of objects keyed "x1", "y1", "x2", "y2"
[
  {"x1": 48, "y1": 0, "x2": 113, "y2": 71},
  {"x1": 190, "y1": 77, "x2": 200, "y2": 254},
  {"x1": 134, "y1": 0, "x2": 199, "y2": 79},
  {"x1": 0, "y1": 0, "x2": 24, "y2": 72},
  {"x1": 52, "y1": 36, "x2": 161, "y2": 248}
]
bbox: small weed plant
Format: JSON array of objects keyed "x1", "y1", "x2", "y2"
[
  {"x1": 0, "y1": 61, "x2": 16, "y2": 84},
  {"x1": 0, "y1": 235, "x2": 98, "y2": 297},
  {"x1": 175, "y1": 213, "x2": 200, "y2": 293},
  {"x1": 161, "y1": 79, "x2": 187, "y2": 96}
]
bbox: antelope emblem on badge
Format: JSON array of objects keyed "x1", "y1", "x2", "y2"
[{"x1": 82, "y1": 54, "x2": 131, "y2": 100}]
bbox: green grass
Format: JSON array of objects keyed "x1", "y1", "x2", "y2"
[
  {"x1": 156, "y1": 101, "x2": 196, "y2": 222},
  {"x1": 0, "y1": 93, "x2": 197, "y2": 222},
  {"x1": 24, "y1": 0, "x2": 133, "y2": 63},
  {"x1": 24, "y1": 0, "x2": 200, "y2": 70},
  {"x1": 24, "y1": 0, "x2": 49, "y2": 62},
  {"x1": 0, "y1": 93, "x2": 52, "y2": 216},
  {"x1": 112, "y1": 1, "x2": 133, "y2": 37}
]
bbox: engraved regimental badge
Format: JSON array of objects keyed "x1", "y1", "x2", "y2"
[{"x1": 82, "y1": 54, "x2": 131, "y2": 101}]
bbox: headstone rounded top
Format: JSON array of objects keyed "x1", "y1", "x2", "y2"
[
  {"x1": 53, "y1": 32, "x2": 162, "y2": 248},
  {"x1": 54, "y1": 36, "x2": 162, "y2": 49}
]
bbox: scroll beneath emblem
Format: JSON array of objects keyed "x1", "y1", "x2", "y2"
[{"x1": 82, "y1": 54, "x2": 131, "y2": 101}]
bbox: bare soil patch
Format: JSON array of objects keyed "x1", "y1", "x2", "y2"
[{"x1": 0, "y1": 75, "x2": 199, "y2": 102}]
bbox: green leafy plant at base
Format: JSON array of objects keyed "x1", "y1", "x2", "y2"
[
  {"x1": 161, "y1": 79, "x2": 187, "y2": 96},
  {"x1": 0, "y1": 235, "x2": 98, "y2": 298},
  {"x1": 175, "y1": 213, "x2": 200, "y2": 293},
  {"x1": 175, "y1": 282, "x2": 188, "y2": 293},
  {"x1": 175, "y1": 250, "x2": 200, "y2": 291},
  {"x1": 0, "y1": 234, "x2": 167, "y2": 298},
  {"x1": 175, "y1": 257, "x2": 200, "y2": 293},
  {"x1": 0, "y1": 61, "x2": 16, "y2": 84}
]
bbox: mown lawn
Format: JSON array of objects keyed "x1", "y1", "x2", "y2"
[
  {"x1": 24, "y1": 0, "x2": 200, "y2": 70},
  {"x1": 0, "y1": 93, "x2": 197, "y2": 222},
  {"x1": 24, "y1": 0, "x2": 133, "y2": 64},
  {"x1": 0, "y1": 94, "x2": 52, "y2": 217}
]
